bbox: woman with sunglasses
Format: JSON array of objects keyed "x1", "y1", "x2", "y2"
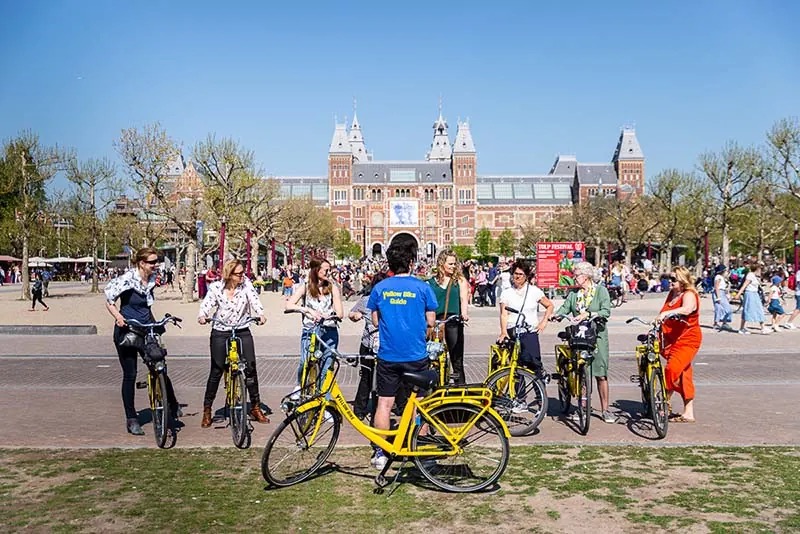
[
  {"x1": 498, "y1": 260, "x2": 554, "y2": 381},
  {"x1": 428, "y1": 250, "x2": 471, "y2": 384},
  {"x1": 198, "y1": 259, "x2": 269, "y2": 427},
  {"x1": 655, "y1": 266, "x2": 702, "y2": 423},
  {"x1": 105, "y1": 247, "x2": 181, "y2": 436},
  {"x1": 556, "y1": 261, "x2": 614, "y2": 423}
]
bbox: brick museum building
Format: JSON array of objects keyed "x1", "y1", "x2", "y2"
[{"x1": 274, "y1": 108, "x2": 645, "y2": 258}]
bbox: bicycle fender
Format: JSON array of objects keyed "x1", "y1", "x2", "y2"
[{"x1": 485, "y1": 405, "x2": 512, "y2": 438}]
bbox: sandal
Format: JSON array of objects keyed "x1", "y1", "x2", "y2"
[{"x1": 672, "y1": 415, "x2": 696, "y2": 423}]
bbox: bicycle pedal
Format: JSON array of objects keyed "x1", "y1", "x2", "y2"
[
  {"x1": 550, "y1": 373, "x2": 562, "y2": 381},
  {"x1": 135, "y1": 381, "x2": 147, "y2": 390},
  {"x1": 629, "y1": 375, "x2": 641, "y2": 384}
]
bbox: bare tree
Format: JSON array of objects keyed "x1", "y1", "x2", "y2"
[
  {"x1": 698, "y1": 142, "x2": 761, "y2": 268},
  {"x1": 65, "y1": 157, "x2": 122, "y2": 292},
  {"x1": 116, "y1": 123, "x2": 202, "y2": 303},
  {"x1": 0, "y1": 132, "x2": 63, "y2": 299},
  {"x1": 764, "y1": 117, "x2": 800, "y2": 225},
  {"x1": 649, "y1": 170, "x2": 703, "y2": 271}
]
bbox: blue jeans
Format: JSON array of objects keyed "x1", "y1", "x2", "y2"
[{"x1": 298, "y1": 325, "x2": 339, "y2": 387}]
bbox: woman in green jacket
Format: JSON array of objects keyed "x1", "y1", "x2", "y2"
[
  {"x1": 427, "y1": 250, "x2": 471, "y2": 384},
  {"x1": 556, "y1": 261, "x2": 614, "y2": 423}
]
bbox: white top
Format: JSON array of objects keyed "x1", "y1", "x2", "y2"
[
  {"x1": 298, "y1": 284, "x2": 338, "y2": 328},
  {"x1": 198, "y1": 279, "x2": 264, "y2": 331},
  {"x1": 499, "y1": 271, "x2": 511, "y2": 290},
  {"x1": 714, "y1": 274, "x2": 728, "y2": 292},
  {"x1": 744, "y1": 272, "x2": 759, "y2": 293},
  {"x1": 769, "y1": 285, "x2": 781, "y2": 300},
  {"x1": 499, "y1": 283, "x2": 546, "y2": 331}
]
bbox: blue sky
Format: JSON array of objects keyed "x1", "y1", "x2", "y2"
[{"x1": 1, "y1": 1, "x2": 798, "y2": 190}]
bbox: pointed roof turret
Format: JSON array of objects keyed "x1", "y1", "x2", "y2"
[
  {"x1": 328, "y1": 121, "x2": 351, "y2": 155},
  {"x1": 613, "y1": 127, "x2": 644, "y2": 161},
  {"x1": 453, "y1": 120, "x2": 476, "y2": 154},
  {"x1": 348, "y1": 108, "x2": 368, "y2": 162},
  {"x1": 427, "y1": 107, "x2": 452, "y2": 161}
]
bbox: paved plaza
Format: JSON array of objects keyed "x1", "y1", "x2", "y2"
[{"x1": 0, "y1": 282, "x2": 798, "y2": 448}]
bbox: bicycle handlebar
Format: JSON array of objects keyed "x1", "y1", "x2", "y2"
[
  {"x1": 207, "y1": 316, "x2": 261, "y2": 329},
  {"x1": 550, "y1": 314, "x2": 607, "y2": 325},
  {"x1": 127, "y1": 314, "x2": 183, "y2": 330},
  {"x1": 434, "y1": 315, "x2": 464, "y2": 327},
  {"x1": 626, "y1": 314, "x2": 687, "y2": 326},
  {"x1": 284, "y1": 309, "x2": 342, "y2": 323}
]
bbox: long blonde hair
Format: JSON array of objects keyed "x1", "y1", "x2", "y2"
[
  {"x1": 672, "y1": 265, "x2": 696, "y2": 292},
  {"x1": 435, "y1": 250, "x2": 463, "y2": 283}
]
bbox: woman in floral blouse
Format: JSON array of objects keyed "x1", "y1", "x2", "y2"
[{"x1": 198, "y1": 259, "x2": 269, "y2": 427}]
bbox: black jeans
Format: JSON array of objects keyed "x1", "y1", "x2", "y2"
[
  {"x1": 508, "y1": 330, "x2": 543, "y2": 374},
  {"x1": 114, "y1": 327, "x2": 178, "y2": 420},
  {"x1": 204, "y1": 329, "x2": 263, "y2": 408},
  {"x1": 443, "y1": 316, "x2": 466, "y2": 385},
  {"x1": 353, "y1": 343, "x2": 376, "y2": 419},
  {"x1": 31, "y1": 291, "x2": 47, "y2": 309}
]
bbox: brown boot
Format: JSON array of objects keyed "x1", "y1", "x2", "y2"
[
  {"x1": 249, "y1": 405, "x2": 269, "y2": 424},
  {"x1": 201, "y1": 406, "x2": 212, "y2": 428}
]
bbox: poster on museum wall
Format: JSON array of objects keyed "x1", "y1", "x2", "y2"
[
  {"x1": 535, "y1": 241, "x2": 585, "y2": 288},
  {"x1": 388, "y1": 200, "x2": 419, "y2": 227}
]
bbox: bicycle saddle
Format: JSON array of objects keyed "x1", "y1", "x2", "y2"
[
  {"x1": 637, "y1": 334, "x2": 649, "y2": 343},
  {"x1": 557, "y1": 332, "x2": 569, "y2": 341},
  {"x1": 402, "y1": 370, "x2": 439, "y2": 391}
]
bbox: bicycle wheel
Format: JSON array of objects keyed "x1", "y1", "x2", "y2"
[
  {"x1": 649, "y1": 367, "x2": 669, "y2": 439},
  {"x1": 411, "y1": 404, "x2": 509, "y2": 493},
  {"x1": 300, "y1": 359, "x2": 320, "y2": 399},
  {"x1": 229, "y1": 371, "x2": 249, "y2": 449},
  {"x1": 557, "y1": 360, "x2": 571, "y2": 414},
  {"x1": 576, "y1": 363, "x2": 592, "y2": 436},
  {"x1": 639, "y1": 362, "x2": 651, "y2": 416},
  {"x1": 261, "y1": 405, "x2": 340, "y2": 487},
  {"x1": 484, "y1": 367, "x2": 547, "y2": 436},
  {"x1": 152, "y1": 372, "x2": 172, "y2": 449}
]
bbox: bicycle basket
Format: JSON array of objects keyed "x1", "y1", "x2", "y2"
[
  {"x1": 565, "y1": 321, "x2": 598, "y2": 351},
  {"x1": 143, "y1": 336, "x2": 166, "y2": 362}
]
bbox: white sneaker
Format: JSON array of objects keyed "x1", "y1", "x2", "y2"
[
  {"x1": 761, "y1": 327, "x2": 772, "y2": 335},
  {"x1": 289, "y1": 386, "x2": 301, "y2": 401},
  {"x1": 371, "y1": 452, "x2": 387, "y2": 470},
  {"x1": 783, "y1": 323, "x2": 796, "y2": 330},
  {"x1": 511, "y1": 399, "x2": 529, "y2": 414},
  {"x1": 739, "y1": 329, "x2": 751, "y2": 335},
  {"x1": 602, "y1": 411, "x2": 616, "y2": 424},
  {"x1": 772, "y1": 325, "x2": 781, "y2": 333},
  {"x1": 323, "y1": 411, "x2": 333, "y2": 423}
]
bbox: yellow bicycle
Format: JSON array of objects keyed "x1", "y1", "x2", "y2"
[
  {"x1": 285, "y1": 310, "x2": 341, "y2": 403},
  {"x1": 208, "y1": 317, "x2": 260, "y2": 449},
  {"x1": 426, "y1": 315, "x2": 464, "y2": 386},
  {"x1": 484, "y1": 306, "x2": 548, "y2": 436},
  {"x1": 627, "y1": 315, "x2": 683, "y2": 439},
  {"x1": 551, "y1": 314, "x2": 606, "y2": 436},
  {"x1": 262, "y1": 336, "x2": 511, "y2": 493}
]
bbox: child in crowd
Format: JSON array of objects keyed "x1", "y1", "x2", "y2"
[{"x1": 767, "y1": 275, "x2": 788, "y2": 331}]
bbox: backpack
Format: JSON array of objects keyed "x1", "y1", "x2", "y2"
[{"x1": 789, "y1": 275, "x2": 797, "y2": 291}]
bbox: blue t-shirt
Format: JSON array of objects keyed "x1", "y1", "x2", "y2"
[{"x1": 367, "y1": 275, "x2": 438, "y2": 363}]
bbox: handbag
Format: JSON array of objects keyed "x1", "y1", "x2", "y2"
[
  {"x1": 428, "y1": 279, "x2": 454, "y2": 342},
  {"x1": 117, "y1": 327, "x2": 145, "y2": 350}
]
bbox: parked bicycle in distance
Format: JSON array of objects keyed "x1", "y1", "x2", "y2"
[
  {"x1": 484, "y1": 306, "x2": 548, "y2": 436},
  {"x1": 550, "y1": 314, "x2": 607, "y2": 436},
  {"x1": 129, "y1": 314, "x2": 183, "y2": 449},
  {"x1": 206, "y1": 316, "x2": 261, "y2": 449}
]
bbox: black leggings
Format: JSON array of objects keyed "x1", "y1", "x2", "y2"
[
  {"x1": 31, "y1": 291, "x2": 47, "y2": 309},
  {"x1": 443, "y1": 316, "x2": 466, "y2": 385},
  {"x1": 115, "y1": 337, "x2": 178, "y2": 420},
  {"x1": 204, "y1": 329, "x2": 262, "y2": 408}
]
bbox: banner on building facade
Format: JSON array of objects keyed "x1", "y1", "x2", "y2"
[
  {"x1": 388, "y1": 200, "x2": 419, "y2": 227},
  {"x1": 536, "y1": 241, "x2": 585, "y2": 288}
]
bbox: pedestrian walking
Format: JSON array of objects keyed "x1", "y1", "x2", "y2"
[
  {"x1": 766, "y1": 275, "x2": 787, "y2": 331},
  {"x1": 30, "y1": 272, "x2": 49, "y2": 311},
  {"x1": 712, "y1": 265, "x2": 733, "y2": 331},
  {"x1": 736, "y1": 264, "x2": 769, "y2": 335}
]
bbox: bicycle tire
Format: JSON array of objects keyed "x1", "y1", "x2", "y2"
[
  {"x1": 230, "y1": 371, "x2": 249, "y2": 449},
  {"x1": 556, "y1": 356, "x2": 571, "y2": 414},
  {"x1": 153, "y1": 372, "x2": 172, "y2": 449},
  {"x1": 649, "y1": 366, "x2": 669, "y2": 439},
  {"x1": 261, "y1": 406, "x2": 340, "y2": 487},
  {"x1": 411, "y1": 404, "x2": 509, "y2": 493},
  {"x1": 484, "y1": 367, "x2": 547, "y2": 436},
  {"x1": 577, "y1": 362, "x2": 592, "y2": 436},
  {"x1": 639, "y1": 360, "x2": 651, "y2": 416},
  {"x1": 300, "y1": 359, "x2": 320, "y2": 400}
]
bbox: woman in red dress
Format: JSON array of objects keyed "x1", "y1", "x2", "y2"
[{"x1": 655, "y1": 266, "x2": 702, "y2": 423}]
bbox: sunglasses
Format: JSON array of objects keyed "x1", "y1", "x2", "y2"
[
  {"x1": 142, "y1": 260, "x2": 158, "y2": 265},
  {"x1": 232, "y1": 271, "x2": 245, "y2": 277},
  {"x1": 669, "y1": 276, "x2": 678, "y2": 282},
  {"x1": 513, "y1": 272, "x2": 526, "y2": 277}
]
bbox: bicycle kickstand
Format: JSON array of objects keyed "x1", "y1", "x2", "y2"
[{"x1": 373, "y1": 458, "x2": 404, "y2": 495}]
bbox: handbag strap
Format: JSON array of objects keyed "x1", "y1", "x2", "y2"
[{"x1": 443, "y1": 278, "x2": 454, "y2": 317}]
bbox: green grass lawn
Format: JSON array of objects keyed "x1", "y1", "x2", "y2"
[{"x1": 1, "y1": 446, "x2": 798, "y2": 533}]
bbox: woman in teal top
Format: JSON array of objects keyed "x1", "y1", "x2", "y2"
[
  {"x1": 427, "y1": 250, "x2": 471, "y2": 384},
  {"x1": 556, "y1": 261, "x2": 614, "y2": 423}
]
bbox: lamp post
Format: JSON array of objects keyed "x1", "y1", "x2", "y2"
[
  {"x1": 704, "y1": 225, "x2": 709, "y2": 270},
  {"x1": 218, "y1": 215, "x2": 227, "y2": 269}
]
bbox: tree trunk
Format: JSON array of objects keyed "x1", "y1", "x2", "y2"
[
  {"x1": 20, "y1": 235, "x2": 30, "y2": 301},
  {"x1": 624, "y1": 247, "x2": 633, "y2": 268},
  {"x1": 721, "y1": 225, "x2": 731, "y2": 269},
  {"x1": 182, "y1": 240, "x2": 196, "y2": 303},
  {"x1": 91, "y1": 222, "x2": 100, "y2": 293},
  {"x1": 250, "y1": 239, "x2": 259, "y2": 279}
]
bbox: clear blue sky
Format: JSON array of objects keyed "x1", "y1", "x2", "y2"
[{"x1": 1, "y1": 1, "x2": 798, "y2": 190}]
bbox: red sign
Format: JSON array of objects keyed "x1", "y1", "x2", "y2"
[{"x1": 535, "y1": 242, "x2": 586, "y2": 288}]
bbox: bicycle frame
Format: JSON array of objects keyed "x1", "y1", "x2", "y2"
[
  {"x1": 294, "y1": 361, "x2": 509, "y2": 457},
  {"x1": 428, "y1": 315, "x2": 461, "y2": 386},
  {"x1": 554, "y1": 344, "x2": 592, "y2": 397}
]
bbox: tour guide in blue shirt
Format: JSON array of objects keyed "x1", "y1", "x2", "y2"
[{"x1": 367, "y1": 240, "x2": 437, "y2": 467}]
